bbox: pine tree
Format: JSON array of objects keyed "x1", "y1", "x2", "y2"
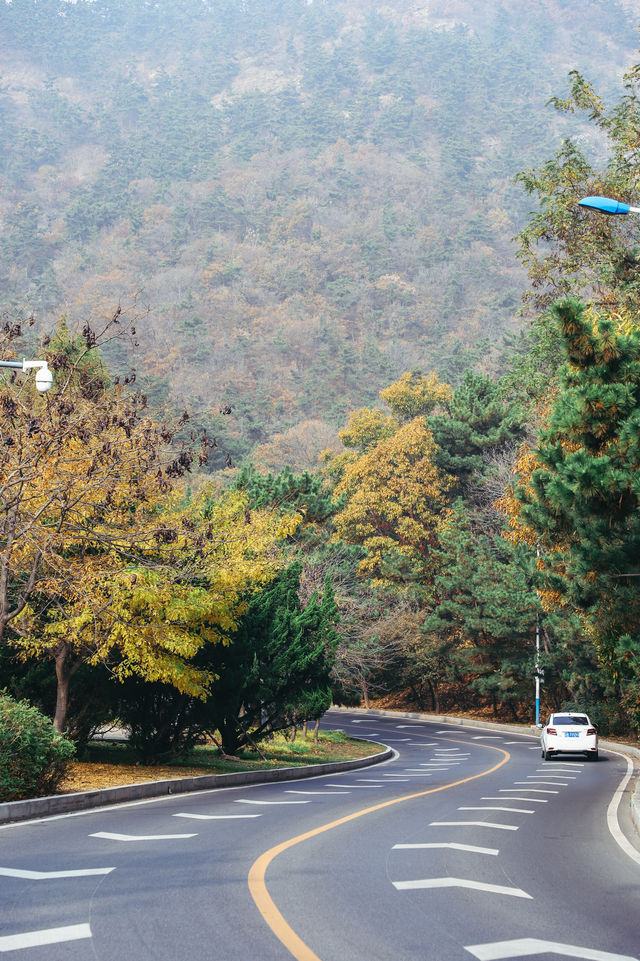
[
  {"x1": 518, "y1": 298, "x2": 640, "y2": 729},
  {"x1": 428, "y1": 370, "x2": 524, "y2": 492},
  {"x1": 423, "y1": 502, "x2": 539, "y2": 720},
  {"x1": 203, "y1": 563, "x2": 339, "y2": 755}
]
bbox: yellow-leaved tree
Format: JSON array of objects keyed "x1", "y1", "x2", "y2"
[
  {"x1": 332, "y1": 417, "x2": 451, "y2": 586},
  {"x1": 1, "y1": 314, "x2": 298, "y2": 731},
  {"x1": 327, "y1": 371, "x2": 453, "y2": 587}
]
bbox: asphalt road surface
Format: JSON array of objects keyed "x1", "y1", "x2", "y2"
[{"x1": 1, "y1": 710, "x2": 639, "y2": 961}]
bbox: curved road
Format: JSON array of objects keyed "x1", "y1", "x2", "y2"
[{"x1": 1, "y1": 710, "x2": 639, "y2": 961}]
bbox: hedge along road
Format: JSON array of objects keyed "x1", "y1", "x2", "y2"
[{"x1": 1, "y1": 709, "x2": 639, "y2": 961}]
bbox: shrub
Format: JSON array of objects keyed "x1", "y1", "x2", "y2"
[{"x1": 0, "y1": 693, "x2": 75, "y2": 802}]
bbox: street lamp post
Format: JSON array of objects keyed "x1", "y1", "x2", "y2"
[
  {"x1": 0, "y1": 358, "x2": 53, "y2": 393},
  {"x1": 578, "y1": 195, "x2": 640, "y2": 216}
]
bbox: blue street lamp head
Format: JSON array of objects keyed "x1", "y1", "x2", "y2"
[{"x1": 578, "y1": 195, "x2": 630, "y2": 215}]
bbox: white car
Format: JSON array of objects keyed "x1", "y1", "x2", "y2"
[{"x1": 541, "y1": 712, "x2": 598, "y2": 761}]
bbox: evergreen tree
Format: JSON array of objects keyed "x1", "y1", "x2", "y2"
[
  {"x1": 428, "y1": 370, "x2": 524, "y2": 492},
  {"x1": 518, "y1": 298, "x2": 640, "y2": 730},
  {"x1": 234, "y1": 464, "x2": 339, "y2": 524},
  {"x1": 203, "y1": 562, "x2": 339, "y2": 755},
  {"x1": 423, "y1": 502, "x2": 539, "y2": 720}
]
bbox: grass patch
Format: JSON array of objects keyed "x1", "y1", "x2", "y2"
[{"x1": 59, "y1": 730, "x2": 380, "y2": 794}]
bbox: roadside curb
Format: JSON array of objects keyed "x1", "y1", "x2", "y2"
[
  {"x1": 0, "y1": 742, "x2": 392, "y2": 826},
  {"x1": 330, "y1": 705, "x2": 640, "y2": 832}
]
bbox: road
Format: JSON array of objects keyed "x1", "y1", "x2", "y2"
[{"x1": 1, "y1": 710, "x2": 639, "y2": 961}]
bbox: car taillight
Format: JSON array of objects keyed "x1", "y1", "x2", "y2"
[
  {"x1": 547, "y1": 727, "x2": 557, "y2": 735},
  {"x1": 587, "y1": 728, "x2": 596, "y2": 735}
]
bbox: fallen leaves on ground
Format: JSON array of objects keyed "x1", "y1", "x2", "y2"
[
  {"x1": 60, "y1": 762, "x2": 212, "y2": 793},
  {"x1": 59, "y1": 737, "x2": 379, "y2": 794}
]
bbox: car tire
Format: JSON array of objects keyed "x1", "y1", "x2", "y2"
[
  {"x1": 587, "y1": 751, "x2": 598, "y2": 762},
  {"x1": 543, "y1": 749, "x2": 553, "y2": 760}
]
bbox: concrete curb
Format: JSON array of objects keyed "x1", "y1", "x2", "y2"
[
  {"x1": 331, "y1": 705, "x2": 640, "y2": 836},
  {"x1": 0, "y1": 743, "x2": 392, "y2": 826},
  {"x1": 330, "y1": 705, "x2": 538, "y2": 737}
]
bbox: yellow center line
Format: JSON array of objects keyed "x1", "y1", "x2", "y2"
[{"x1": 248, "y1": 740, "x2": 510, "y2": 961}]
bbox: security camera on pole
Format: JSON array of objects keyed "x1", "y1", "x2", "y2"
[{"x1": 0, "y1": 358, "x2": 53, "y2": 392}]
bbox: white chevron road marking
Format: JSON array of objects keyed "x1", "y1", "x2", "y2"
[
  {"x1": 464, "y1": 938, "x2": 638, "y2": 960},
  {"x1": 0, "y1": 924, "x2": 92, "y2": 951},
  {"x1": 0, "y1": 866, "x2": 114, "y2": 879},
  {"x1": 285, "y1": 790, "x2": 350, "y2": 795},
  {"x1": 482, "y1": 797, "x2": 548, "y2": 803},
  {"x1": 90, "y1": 832, "x2": 196, "y2": 841},
  {"x1": 393, "y1": 877, "x2": 531, "y2": 898},
  {"x1": 393, "y1": 842, "x2": 499, "y2": 855},
  {"x1": 429, "y1": 821, "x2": 519, "y2": 831},
  {"x1": 234, "y1": 799, "x2": 311, "y2": 805},
  {"x1": 173, "y1": 813, "x2": 261, "y2": 820},
  {"x1": 324, "y1": 783, "x2": 384, "y2": 788},
  {"x1": 530, "y1": 774, "x2": 576, "y2": 779},
  {"x1": 515, "y1": 781, "x2": 567, "y2": 786},
  {"x1": 458, "y1": 806, "x2": 535, "y2": 814},
  {"x1": 501, "y1": 788, "x2": 559, "y2": 794}
]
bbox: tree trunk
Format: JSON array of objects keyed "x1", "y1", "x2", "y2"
[
  {"x1": 314, "y1": 718, "x2": 320, "y2": 744},
  {"x1": 361, "y1": 680, "x2": 370, "y2": 709},
  {"x1": 409, "y1": 683, "x2": 425, "y2": 711},
  {"x1": 427, "y1": 678, "x2": 439, "y2": 713},
  {"x1": 302, "y1": 721, "x2": 308, "y2": 739},
  {"x1": 219, "y1": 718, "x2": 241, "y2": 756},
  {"x1": 53, "y1": 644, "x2": 71, "y2": 733}
]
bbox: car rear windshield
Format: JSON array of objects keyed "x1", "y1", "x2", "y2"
[{"x1": 554, "y1": 715, "x2": 589, "y2": 726}]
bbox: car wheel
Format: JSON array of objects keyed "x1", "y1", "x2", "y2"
[
  {"x1": 587, "y1": 751, "x2": 598, "y2": 762},
  {"x1": 543, "y1": 749, "x2": 552, "y2": 760}
]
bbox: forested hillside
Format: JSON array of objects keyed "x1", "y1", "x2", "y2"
[
  {"x1": 1, "y1": 0, "x2": 639, "y2": 465},
  {"x1": 3, "y1": 3, "x2": 640, "y2": 754}
]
